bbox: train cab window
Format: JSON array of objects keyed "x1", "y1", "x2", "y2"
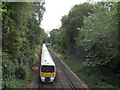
[{"x1": 41, "y1": 66, "x2": 54, "y2": 72}]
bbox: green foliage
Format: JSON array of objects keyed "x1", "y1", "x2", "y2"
[
  {"x1": 50, "y1": 1, "x2": 119, "y2": 88},
  {"x1": 2, "y1": 52, "x2": 16, "y2": 88},
  {"x1": 55, "y1": 50, "x2": 119, "y2": 88},
  {"x1": 46, "y1": 37, "x2": 50, "y2": 43},
  {"x1": 34, "y1": 1, "x2": 45, "y2": 24},
  {"x1": 76, "y1": 2, "x2": 118, "y2": 66},
  {"x1": 2, "y1": 3, "x2": 21, "y2": 56},
  {"x1": 50, "y1": 29, "x2": 59, "y2": 45},
  {"x1": 50, "y1": 3, "x2": 93, "y2": 55},
  {"x1": 2, "y1": 2, "x2": 46, "y2": 88},
  {"x1": 50, "y1": 2, "x2": 119, "y2": 67},
  {"x1": 61, "y1": 3, "x2": 93, "y2": 53},
  {"x1": 15, "y1": 66, "x2": 26, "y2": 80}
]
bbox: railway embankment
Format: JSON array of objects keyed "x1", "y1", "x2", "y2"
[
  {"x1": 26, "y1": 49, "x2": 41, "y2": 89},
  {"x1": 50, "y1": 47, "x2": 119, "y2": 88},
  {"x1": 48, "y1": 48, "x2": 89, "y2": 89}
]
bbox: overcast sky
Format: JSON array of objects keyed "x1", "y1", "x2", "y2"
[{"x1": 41, "y1": 0, "x2": 102, "y2": 34}]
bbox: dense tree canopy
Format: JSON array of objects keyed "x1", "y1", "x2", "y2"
[
  {"x1": 50, "y1": 2, "x2": 119, "y2": 70},
  {"x1": 34, "y1": 1, "x2": 45, "y2": 25},
  {"x1": 61, "y1": 3, "x2": 93, "y2": 53},
  {"x1": 50, "y1": 2, "x2": 119, "y2": 88},
  {"x1": 2, "y1": 2, "x2": 46, "y2": 88},
  {"x1": 76, "y1": 2, "x2": 118, "y2": 66}
]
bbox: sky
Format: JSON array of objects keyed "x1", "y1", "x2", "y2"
[{"x1": 41, "y1": 0, "x2": 102, "y2": 34}]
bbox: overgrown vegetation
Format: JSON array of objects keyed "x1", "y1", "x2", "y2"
[
  {"x1": 50, "y1": 2, "x2": 119, "y2": 88},
  {"x1": 52, "y1": 49, "x2": 119, "y2": 88},
  {"x1": 2, "y1": 2, "x2": 47, "y2": 88}
]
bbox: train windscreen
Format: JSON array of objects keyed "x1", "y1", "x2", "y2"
[{"x1": 41, "y1": 66, "x2": 54, "y2": 72}]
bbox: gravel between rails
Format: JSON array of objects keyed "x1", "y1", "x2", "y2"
[{"x1": 48, "y1": 48, "x2": 89, "y2": 90}]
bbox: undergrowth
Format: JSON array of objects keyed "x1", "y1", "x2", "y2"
[{"x1": 52, "y1": 46, "x2": 119, "y2": 89}]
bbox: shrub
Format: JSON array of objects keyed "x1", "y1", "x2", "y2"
[{"x1": 15, "y1": 66, "x2": 26, "y2": 80}]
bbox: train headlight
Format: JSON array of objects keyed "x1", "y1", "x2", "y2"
[
  {"x1": 41, "y1": 73, "x2": 44, "y2": 76},
  {"x1": 41, "y1": 72, "x2": 44, "y2": 77},
  {"x1": 52, "y1": 73, "x2": 54, "y2": 77}
]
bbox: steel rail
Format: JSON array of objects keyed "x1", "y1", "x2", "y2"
[
  {"x1": 48, "y1": 48, "x2": 78, "y2": 90},
  {"x1": 48, "y1": 48, "x2": 89, "y2": 90}
]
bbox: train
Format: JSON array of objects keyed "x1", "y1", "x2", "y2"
[{"x1": 40, "y1": 44, "x2": 56, "y2": 82}]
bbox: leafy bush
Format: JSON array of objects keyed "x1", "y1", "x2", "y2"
[{"x1": 15, "y1": 66, "x2": 26, "y2": 80}]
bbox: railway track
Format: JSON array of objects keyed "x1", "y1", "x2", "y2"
[
  {"x1": 29, "y1": 47, "x2": 89, "y2": 90},
  {"x1": 39, "y1": 58, "x2": 73, "y2": 90},
  {"x1": 48, "y1": 48, "x2": 89, "y2": 90}
]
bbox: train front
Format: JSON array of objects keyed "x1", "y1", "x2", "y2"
[{"x1": 40, "y1": 65, "x2": 56, "y2": 82}]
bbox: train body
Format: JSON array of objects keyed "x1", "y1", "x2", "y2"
[{"x1": 40, "y1": 44, "x2": 56, "y2": 82}]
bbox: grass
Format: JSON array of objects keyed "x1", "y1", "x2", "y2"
[{"x1": 52, "y1": 47, "x2": 119, "y2": 89}]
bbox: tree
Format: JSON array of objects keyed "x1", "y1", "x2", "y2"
[
  {"x1": 34, "y1": 1, "x2": 45, "y2": 25},
  {"x1": 76, "y1": 2, "x2": 119, "y2": 66},
  {"x1": 61, "y1": 3, "x2": 93, "y2": 54},
  {"x1": 2, "y1": 2, "x2": 46, "y2": 88}
]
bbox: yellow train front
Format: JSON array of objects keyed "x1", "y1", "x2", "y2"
[
  {"x1": 40, "y1": 65, "x2": 56, "y2": 82},
  {"x1": 40, "y1": 44, "x2": 56, "y2": 82}
]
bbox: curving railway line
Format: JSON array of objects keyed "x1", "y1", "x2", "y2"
[{"x1": 29, "y1": 47, "x2": 89, "y2": 90}]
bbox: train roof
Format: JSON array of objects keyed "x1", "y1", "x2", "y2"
[
  {"x1": 42, "y1": 44, "x2": 48, "y2": 51},
  {"x1": 41, "y1": 44, "x2": 55, "y2": 66}
]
